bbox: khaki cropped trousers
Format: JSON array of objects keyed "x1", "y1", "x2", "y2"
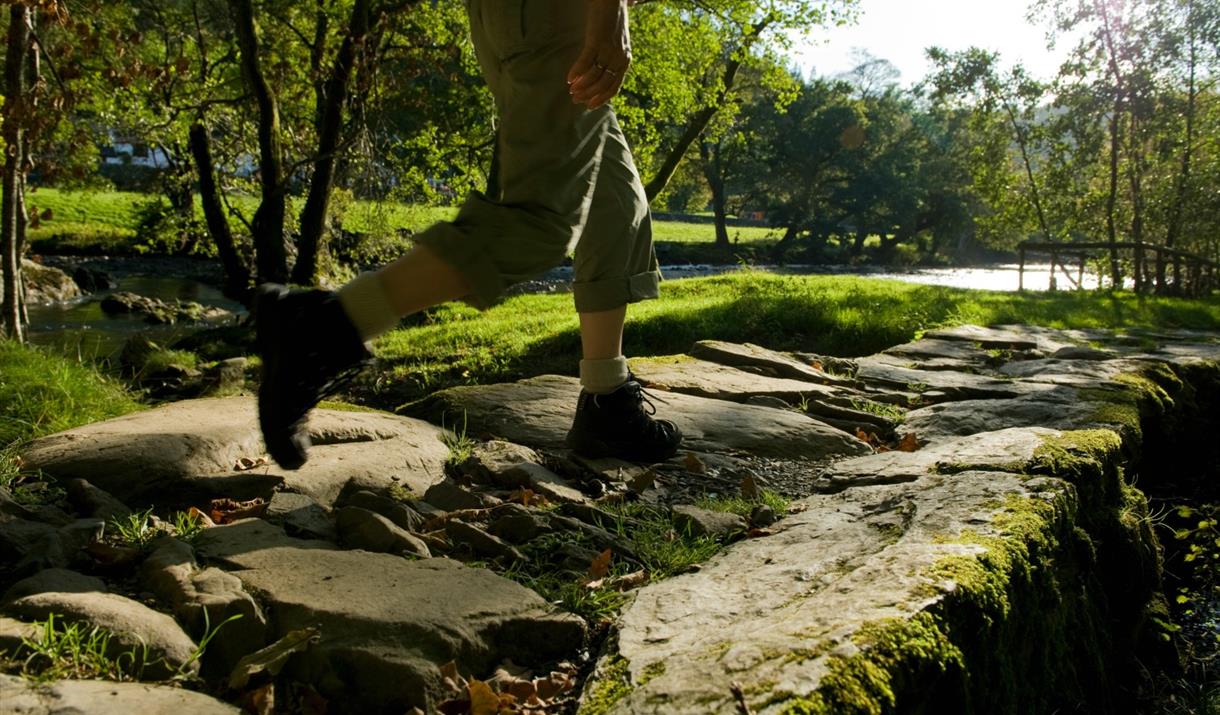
[{"x1": 414, "y1": 0, "x2": 661, "y2": 313}]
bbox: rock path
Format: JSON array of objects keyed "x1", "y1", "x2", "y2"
[{"x1": 2, "y1": 324, "x2": 1217, "y2": 713}]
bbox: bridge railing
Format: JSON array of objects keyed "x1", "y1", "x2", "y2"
[{"x1": 1017, "y1": 241, "x2": 1218, "y2": 296}]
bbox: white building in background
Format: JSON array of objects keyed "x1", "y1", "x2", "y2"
[{"x1": 100, "y1": 135, "x2": 172, "y2": 169}]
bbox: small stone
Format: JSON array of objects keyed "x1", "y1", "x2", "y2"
[
  {"x1": 672, "y1": 505, "x2": 747, "y2": 540},
  {"x1": 513, "y1": 463, "x2": 588, "y2": 504},
  {"x1": 445, "y1": 520, "x2": 527, "y2": 562},
  {"x1": 0, "y1": 673, "x2": 241, "y2": 714},
  {"x1": 0, "y1": 617, "x2": 40, "y2": 659},
  {"x1": 343, "y1": 489, "x2": 427, "y2": 532},
  {"x1": 2, "y1": 569, "x2": 107, "y2": 603},
  {"x1": 336, "y1": 507, "x2": 431, "y2": 559},
  {"x1": 460, "y1": 440, "x2": 544, "y2": 486},
  {"x1": 4, "y1": 591, "x2": 200, "y2": 679},
  {"x1": 139, "y1": 537, "x2": 268, "y2": 677},
  {"x1": 0, "y1": 514, "x2": 69, "y2": 576},
  {"x1": 423, "y1": 479, "x2": 501, "y2": 512},
  {"x1": 750, "y1": 504, "x2": 778, "y2": 528},
  {"x1": 266, "y1": 492, "x2": 336, "y2": 541},
  {"x1": 66, "y1": 479, "x2": 132, "y2": 521},
  {"x1": 489, "y1": 505, "x2": 552, "y2": 544}
]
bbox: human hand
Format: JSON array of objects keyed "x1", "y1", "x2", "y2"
[{"x1": 566, "y1": 0, "x2": 631, "y2": 109}]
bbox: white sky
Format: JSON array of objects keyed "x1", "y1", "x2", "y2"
[{"x1": 792, "y1": 0, "x2": 1070, "y2": 86}]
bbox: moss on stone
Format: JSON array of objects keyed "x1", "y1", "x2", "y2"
[
  {"x1": 577, "y1": 656, "x2": 633, "y2": 715},
  {"x1": 638, "y1": 661, "x2": 666, "y2": 686},
  {"x1": 778, "y1": 612, "x2": 965, "y2": 715},
  {"x1": 1027, "y1": 430, "x2": 1123, "y2": 484}
]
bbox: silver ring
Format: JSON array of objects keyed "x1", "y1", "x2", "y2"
[
  {"x1": 595, "y1": 62, "x2": 608, "y2": 71},
  {"x1": 603, "y1": 67, "x2": 618, "y2": 77}
]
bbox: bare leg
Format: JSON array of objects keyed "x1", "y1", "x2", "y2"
[
  {"x1": 578, "y1": 305, "x2": 626, "y2": 361},
  {"x1": 377, "y1": 244, "x2": 473, "y2": 317}
]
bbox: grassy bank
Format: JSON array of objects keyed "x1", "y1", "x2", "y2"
[
  {"x1": 24, "y1": 188, "x2": 775, "y2": 256},
  {"x1": 364, "y1": 272, "x2": 1220, "y2": 405},
  {"x1": 0, "y1": 341, "x2": 143, "y2": 488}
]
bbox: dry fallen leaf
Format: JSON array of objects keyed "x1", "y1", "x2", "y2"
[
  {"x1": 187, "y1": 506, "x2": 216, "y2": 527},
  {"x1": 628, "y1": 469, "x2": 656, "y2": 493},
  {"x1": 209, "y1": 496, "x2": 268, "y2": 525},
  {"x1": 810, "y1": 360, "x2": 824, "y2": 371},
  {"x1": 612, "y1": 570, "x2": 649, "y2": 591},
  {"x1": 897, "y1": 433, "x2": 920, "y2": 452},
  {"x1": 229, "y1": 627, "x2": 321, "y2": 690},
  {"x1": 507, "y1": 489, "x2": 549, "y2": 508},
  {"x1": 234, "y1": 456, "x2": 269, "y2": 472},
  {"x1": 468, "y1": 679, "x2": 502, "y2": 715},
  {"x1": 586, "y1": 548, "x2": 613, "y2": 582},
  {"x1": 748, "y1": 528, "x2": 775, "y2": 539},
  {"x1": 684, "y1": 453, "x2": 707, "y2": 475}
]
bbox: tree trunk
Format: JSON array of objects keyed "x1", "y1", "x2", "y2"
[
  {"x1": 230, "y1": 0, "x2": 289, "y2": 285},
  {"x1": 1, "y1": 4, "x2": 30, "y2": 342},
  {"x1": 643, "y1": 19, "x2": 768, "y2": 201},
  {"x1": 1104, "y1": 99, "x2": 1123, "y2": 290},
  {"x1": 292, "y1": 0, "x2": 372, "y2": 285},
  {"x1": 1163, "y1": 0, "x2": 1196, "y2": 292},
  {"x1": 699, "y1": 140, "x2": 731, "y2": 250},
  {"x1": 189, "y1": 121, "x2": 252, "y2": 302},
  {"x1": 1097, "y1": 0, "x2": 1125, "y2": 291},
  {"x1": 1004, "y1": 103, "x2": 1051, "y2": 241},
  {"x1": 1127, "y1": 115, "x2": 1146, "y2": 294}
]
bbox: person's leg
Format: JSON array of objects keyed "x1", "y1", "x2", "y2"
[
  {"x1": 578, "y1": 305, "x2": 628, "y2": 395},
  {"x1": 564, "y1": 113, "x2": 682, "y2": 461},
  {"x1": 258, "y1": 0, "x2": 608, "y2": 468}
]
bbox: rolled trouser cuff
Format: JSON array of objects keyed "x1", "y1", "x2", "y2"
[
  {"x1": 572, "y1": 270, "x2": 661, "y2": 313},
  {"x1": 413, "y1": 222, "x2": 508, "y2": 310}
]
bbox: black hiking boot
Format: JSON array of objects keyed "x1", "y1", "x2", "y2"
[
  {"x1": 255, "y1": 284, "x2": 372, "y2": 470},
  {"x1": 565, "y1": 379, "x2": 684, "y2": 463}
]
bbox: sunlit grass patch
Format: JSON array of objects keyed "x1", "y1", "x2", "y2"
[{"x1": 365, "y1": 272, "x2": 1220, "y2": 408}]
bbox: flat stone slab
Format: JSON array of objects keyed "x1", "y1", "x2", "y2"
[
  {"x1": 922, "y1": 324, "x2": 1072, "y2": 352},
  {"x1": 20, "y1": 397, "x2": 449, "y2": 508},
  {"x1": 0, "y1": 673, "x2": 240, "y2": 714},
  {"x1": 854, "y1": 357, "x2": 1040, "y2": 401},
  {"x1": 898, "y1": 390, "x2": 1116, "y2": 444},
  {"x1": 404, "y1": 375, "x2": 871, "y2": 461},
  {"x1": 599, "y1": 468, "x2": 1046, "y2": 713},
  {"x1": 822, "y1": 427, "x2": 1058, "y2": 489},
  {"x1": 881, "y1": 338, "x2": 994, "y2": 364},
  {"x1": 687, "y1": 341, "x2": 855, "y2": 387},
  {"x1": 628, "y1": 355, "x2": 841, "y2": 404},
  {"x1": 194, "y1": 520, "x2": 585, "y2": 712}
]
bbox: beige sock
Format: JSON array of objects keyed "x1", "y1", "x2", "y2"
[
  {"x1": 580, "y1": 356, "x2": 630, "y2": 394},
  {"x1": 337, "y1": 271, "x2": 400, "y2": 341}
]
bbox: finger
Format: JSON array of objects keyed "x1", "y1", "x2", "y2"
[
  {"x1": 567, "y1": 48, "x2": 597, "y2": 85},
  {"x1": 568, "y1": 66, "x2": 605, "y2": 96},
  {"x1": 573, "y1": 70, "x2": 620, "y2": 105},
  {"x1": 586, "y1": 78, "x2": 624, "y2": 109}
]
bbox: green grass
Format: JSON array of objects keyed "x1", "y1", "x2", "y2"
[
  {"x1": 502, "y1": 503, "x2": 723, "y2": 623},
  {"x1": 0, "y1": 341, "x2": 143, "y2": 446},
  {"x1": 695, "y1": 490, "x2": 790, "y2": 520},
  {"x1": 24, "y1": 188, "x2": 778, "y2": 256},
  {"x1": 14, "y1": 614, "x2": 153, "y2": 683},
  {"x1": 0, "y1": 340, "x2": 143, "y2": 491},
  {"x1": 367, "y1": 272, "x2": 1220, "y2": 406},
  {"x1": 651, "y1": 221, "x2": 776, "y2": 245}
]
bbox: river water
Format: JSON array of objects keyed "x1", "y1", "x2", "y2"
[{"x1": 25, "y1": 260, "x2": 1094, "y2": 356}]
